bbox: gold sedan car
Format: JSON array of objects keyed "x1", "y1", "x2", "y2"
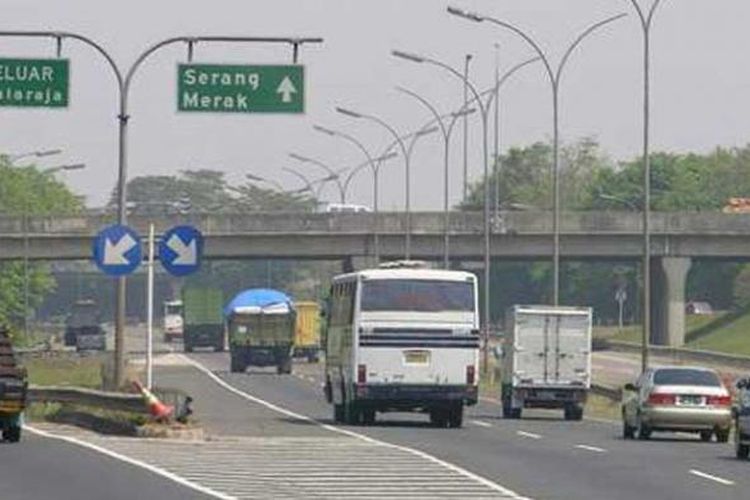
[{"x1": 622, "y1": 366, "x2": 732, "y2": 442}]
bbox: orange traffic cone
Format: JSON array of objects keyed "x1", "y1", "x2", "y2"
[{"x1": 133, "y1": 381, "x2": 174, "y2": 421}]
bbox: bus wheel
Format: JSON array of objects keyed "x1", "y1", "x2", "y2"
[
  {"x1": 333, "y1": 404, "x2": 345, "y2": 423},
  {"x1": 430, "y1": 409, "x2": 449, "y2": 428},
  {"x1": 448, "y1": 404, "x2": 464, "y2": 428}
]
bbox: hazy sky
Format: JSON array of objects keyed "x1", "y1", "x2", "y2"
[{"x1": 2, "y1": 0, "x2": 749, "y2": 210}]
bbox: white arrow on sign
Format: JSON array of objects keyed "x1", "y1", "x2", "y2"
[
  {"x1": 167, "y1": 235, "x2": 197, "y2": 266},
  {"x1": 276, "y1": 76, "x2": 297, "y2": 103},
  {"x1": 103, "y1": 234, "x2": 137, "y2": 265}
]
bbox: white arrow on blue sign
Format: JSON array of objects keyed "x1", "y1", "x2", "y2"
[
  {"x1": 92, "y1": 225, "x2": 143, "y2": 276},
  {"x1": 159, "y1": 225, "x2": 203, "y2": 276}
]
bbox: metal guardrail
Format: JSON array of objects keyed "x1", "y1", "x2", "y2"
[
  {"x1": 591, "y1": 383, "x2": 622, "y2": 402},
  {"x1": 604, "y1": 340, "x2": 750, "y2": 371},
  {"x1": 28, "y1": 385, "x2": 147, "y2": 414}
]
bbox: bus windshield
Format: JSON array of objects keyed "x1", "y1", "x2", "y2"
[
  {"x1": 165, "y1": 304, "x2": 183, "y2": 315},
  {"x1": 361, "y1": 279, "x2": 474, "y2": 313}
]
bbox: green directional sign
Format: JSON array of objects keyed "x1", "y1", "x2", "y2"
[
  {"x1": 0, "y1": 58, "x2": 69, "y2": 108},
  {"x1": 177, "y1": 64, "x2": 304, "y2": 114}
]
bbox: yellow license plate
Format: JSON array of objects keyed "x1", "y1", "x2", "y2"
[{"x1": 404, "y1": 350, "x2": 430, "y2": 365}]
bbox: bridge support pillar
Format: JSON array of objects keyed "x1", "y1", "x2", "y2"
[{"x1": 651, "y1": 257, "x2": 691, "y2": 347}]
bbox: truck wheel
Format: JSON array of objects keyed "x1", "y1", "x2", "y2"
[
  {"x1": 3, "y1": 424, "x2": 21, "y2": 443},
  {"x1": 564, "y1": 405, "x2": 584, "y2": 421},
  {"x1": 230, "y1": 355, "x2": 244, "y2": 373},
  {"x1": 277, "y1": 357, "x2": 293, "y2": 375},
  {"x1": 447, "y1": 403, "x2": 464, "y2": 428},
  {"x1": 214, "y1": 342, "x2": 225, "y2": 353},
  {"x1": 716, "y1": 428, "x2": 730, "y2": 443},
  {"x1": 700, "y1": 430, "x2": 713, "y2": 442},
  {"x1": 184, "y1": 342, "x2": 194, "y2": 353}
]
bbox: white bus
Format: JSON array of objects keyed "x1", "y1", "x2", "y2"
[{"x1": 324, "y1": 266, "x2": 480, "y2": 427}]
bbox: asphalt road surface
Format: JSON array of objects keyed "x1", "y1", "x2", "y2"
[
  {"x1": 182, "y1": 351, "x2": 750, "y2": 500},
  {"x1": 0, "y1": 428, "x2": 212, "y2": 500}
]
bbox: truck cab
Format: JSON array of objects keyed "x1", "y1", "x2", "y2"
[{"x1": 65, "y1": 300, "x2": 106, "y2": 352}]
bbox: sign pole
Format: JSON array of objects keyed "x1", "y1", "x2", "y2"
[{"x1": 146, "y1": 223, "x2": 155, "y2": 390}]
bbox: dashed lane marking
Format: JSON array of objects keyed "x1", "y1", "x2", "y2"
[
  {"x1": 574, "y1": 444, "x2": 607, "y2": 453},
  {"x1": 471, "y1": 420, "x2": 493, "y2": 428},
  {"x1": 689, "y1": 469, "x2": 735, "y2": 486},
  {"x1": 516, "y1": 431, "x2": 542, "y2": 440}
]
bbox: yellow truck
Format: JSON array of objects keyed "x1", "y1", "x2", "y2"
[{"x1": 294, "y1": 302, "x2": 321, "y2": 363}]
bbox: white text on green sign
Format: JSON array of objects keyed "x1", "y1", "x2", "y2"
[
  {"x1": 0, "y1": 58, "x2": 69, "y2": 108},
  {"x1": 177, "y1": 64, "x2": 304, "y2": 114}
]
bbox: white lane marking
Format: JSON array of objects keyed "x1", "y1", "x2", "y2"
[
  {"x1": 182, "y1": 355, "x2": 528, "y2": 499},
  {"x1": 24, "y1": 425, "x2": 234, "y2": 500},
  {"x1": 574, "y1": 444, "x2": 607, "y2": 453},
  {"x1": 516, "y1": 431, "x2": 542, "y2": 440},
  {"x1": 471, "y1": 420, "x2": 493, "y2": 428},
  {"x1": 689, "y1": 469, "x2": 735, "y2": 486}
]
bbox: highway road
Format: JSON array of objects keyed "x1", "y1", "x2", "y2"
[
  {"x1": 184, "y1": 352, "x2": 750, "y2": 500},
  {"x1": 8, "y1": 352, "x2": 749, "y2": 499}
]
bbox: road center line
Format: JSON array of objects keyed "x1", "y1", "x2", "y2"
[
  {"x1": 516, "y1": 431, "x2": 542, "y2": 440},
  {"x1": 574, "y1": 444, "x2": 607, "y2": 453},
  {"x1": 689, "y1": 469, "x2": 735, "y2": 486},
  {"x1": 470, "y1": 420, "x2": 493, "y2": 428}
]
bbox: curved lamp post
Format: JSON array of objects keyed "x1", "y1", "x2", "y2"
[
  {"x1": 246, "y1": 172, "x2": 285, "y2": 192},
  {"x1": 335, "y1": 106, "x2": 415, "y2": 260},
  {"x1": 448, "y1": 7, "x2": 626, "y2": 307},
  {"x1": 288, "y1": 153, "x2": 347, "y2": 203},
  {"x1": 391, "y1": 49, "x2": 491, "y2": 372},
  {"x1": 282, "y1": 167, "x2": 338, "y2": 201},
  {"x1": 625, "y1": 0, "x2": 667, "y2": 372},
  {"x1": 394, "y1": 86, "x2": 476, "y2": 269}
]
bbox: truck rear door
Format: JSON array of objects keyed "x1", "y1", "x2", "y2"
[
  {"x1": 552, "y1": 314, "x2": 590, "y2": 386},
  {"x1": 515, "y1": 312, "x2": 549, "y2": 385}
]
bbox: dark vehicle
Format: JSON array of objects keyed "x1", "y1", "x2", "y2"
[
  {"x1": 65, "y1": 300, "x2": 106, "y2": 351},
  {"x1": 735, "y1": 378, "x2": 750, "y2": 459},
  {"x1": 183, "y1": 288, "x2": 224, "y2": 352},
  {"x1": 226, "y1": 289, "x2": 296, "y2": 374},
  {"x1": 0, "y1": 327, "x2": 27, "y2": 442}
]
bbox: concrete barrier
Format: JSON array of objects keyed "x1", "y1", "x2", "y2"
[{"x1": 604, "y1": 340, "x2": 750, "y2": 371}]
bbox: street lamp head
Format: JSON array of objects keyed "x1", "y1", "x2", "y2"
[
  {"x1": 335, "y1": 107, "x2": 363, "y2": 119},
  {"x1": 447, "y1": 6, "x2": 484, "y2": 23},
  {"x1": 375, "y1": 151, "x2": 398, "y2": 163},
  {"x1": 322, "y1": 174, "x2": 339, "y2": 182},
  {"x1": 246, "y1": 173, "x2": 265, "y2": 182},
  {"x1": 391, "y1": 50, "x2": 425, "y2": 64},
  {"x1": 60, "y1": 163, "x2": 86, "y2": 171},
  {"x1": 313, "y1": 124, "x2": 337, "y2": 136},
  {"x1": 37, "y1": 149, "x2": 63, "y2": 157},
  {"x1": 415, "y1": 126, "x2": 439, "y2": 137}
]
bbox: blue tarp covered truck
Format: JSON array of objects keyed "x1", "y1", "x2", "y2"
[{"x1": 226, "y1": 289, "x2": 296, "y2": 374}]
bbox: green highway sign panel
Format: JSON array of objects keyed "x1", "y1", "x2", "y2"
[
  {"x1": 0, "y1": 58, "x2": 69, "y2": 108},
  {"x1": 177, "y1": 64, "x2": 304, "y2": 114}
]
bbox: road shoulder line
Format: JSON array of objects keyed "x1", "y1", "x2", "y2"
[{"x1": 24, "y1": 425, "x2": 234, "y2": 500}]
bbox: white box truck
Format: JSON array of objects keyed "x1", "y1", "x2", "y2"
[{"x1": 500, "y1": 305, "x2": 592, "y2": 420}]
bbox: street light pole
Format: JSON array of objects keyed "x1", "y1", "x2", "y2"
[
  {"x1": 462, "y1": 54, "x2": 473, "y2": 202},
  {"x1": 447, "y1": 7, "x2": 626, "y2": 306},
  {"x1": 336, "y1": 107, "x2": 414, "y2": 260},
  {"x1": 625, "y1": 0, "x2": 667, "y2": 373},
  {"x1": 289, "y1": 153, "x2": 347, "y2": 203},
  {"x1": 394, "y1": 87, "x2": 475, "y2": 269},
  {"x1": 391, "y1": 50, "x2": 491, "y2": 373}
]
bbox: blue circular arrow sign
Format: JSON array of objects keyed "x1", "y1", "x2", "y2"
[
  {"x1": 159, "y1": 225, "x2": 204, "y2": 277},
  {"x1": 92, "y1": 224, "x2": 143, "y2": 276}
]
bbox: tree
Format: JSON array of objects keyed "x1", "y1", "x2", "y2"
[{"x1": 0, "y1": 156, "x2": 83, "y2": 334}]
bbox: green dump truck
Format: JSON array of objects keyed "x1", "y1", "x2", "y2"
[
  {"x1": 0, "y1": 327, "x2": 26, "y2": 443},
  {"x1": 182, "y1": 287, "x2": 225, "y2": 353},
  {"x1": 226, "y1": 289, "x2": 296, "y2": 374}
]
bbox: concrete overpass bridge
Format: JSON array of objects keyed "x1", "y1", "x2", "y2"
[{"x1": 3, "y1": 210, "x2": 750, "y2": 347}]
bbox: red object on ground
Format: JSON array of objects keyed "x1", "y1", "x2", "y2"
[{"x1": 132, "y1": 380, "x2": 174, "y2": 421}]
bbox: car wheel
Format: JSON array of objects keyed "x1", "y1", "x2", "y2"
[
  {"x1": 716, "y1": 428, "x2": 730, "y2": 443},
  {"x1": 700, "y1": 430, "x2": 713, "y2": 442}
]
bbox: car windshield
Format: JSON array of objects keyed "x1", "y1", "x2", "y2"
[
  {"x1": 653, "y1": 369, "x2": 721, "y2": 387},
  {"x1": 361, "y1": 279, "x2": 474, "y2": 312}
]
